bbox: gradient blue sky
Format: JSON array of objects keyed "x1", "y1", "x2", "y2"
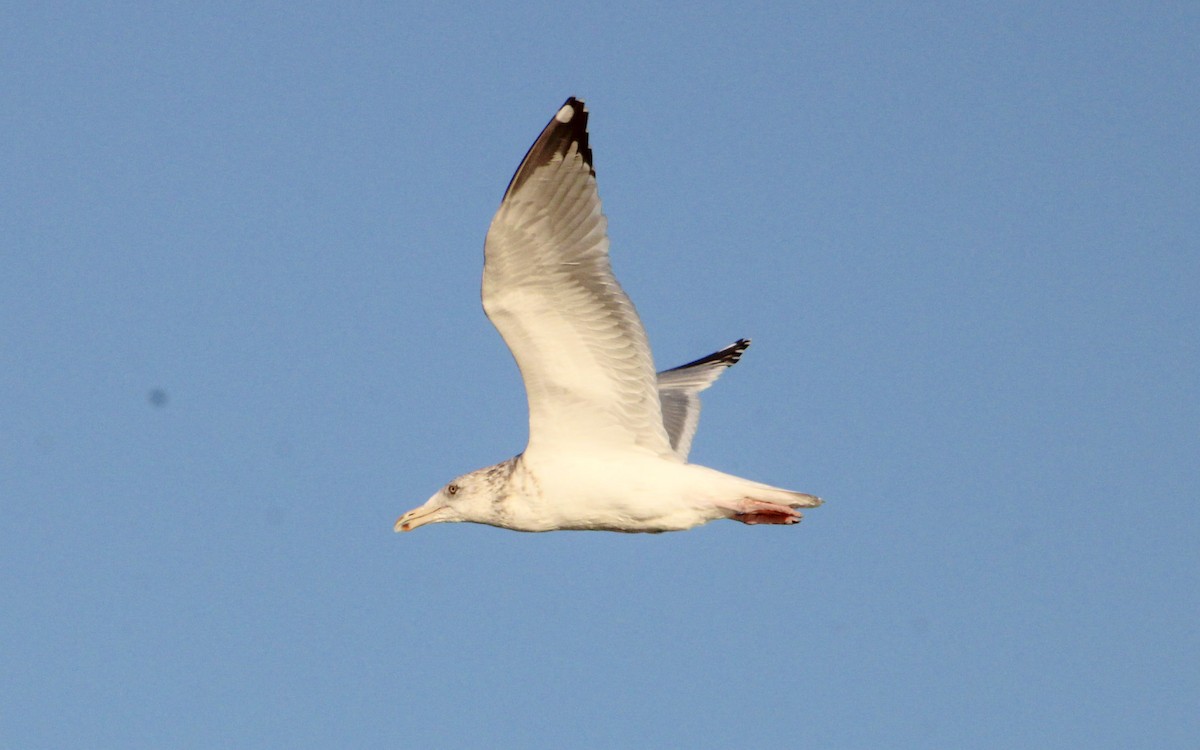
[{"x1": 3, "y1": 3, "x2": 1197, "y2": 748}]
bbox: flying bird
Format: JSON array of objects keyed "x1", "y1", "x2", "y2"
[{"x1": 395, "y1": 97, "x2": 821, "y2": 533}]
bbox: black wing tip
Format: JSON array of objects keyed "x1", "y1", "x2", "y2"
[
  {"x1": 501, "y1": 96, "x2": 594, "y2": 200},
  {"x1": 663, "y1": 339, "x2": 752, "y2": 373},
  {"x1": 716, "y1": 338, "x2": 752, "y2": 366},
  {"x1": 557, "y1": 96, "x2": 594, "y2": 171},
  {"x1": 560, "y1": 96, "x2": 586, "y2": 117}
]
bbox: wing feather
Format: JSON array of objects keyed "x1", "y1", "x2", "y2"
[
  {"x1": 657, "y1": 340, "x2": 750, "y2": 459},
  {"x1": 482, "y1": 98, "x2": 673, "y2": 458}
]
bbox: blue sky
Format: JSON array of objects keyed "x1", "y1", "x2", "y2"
[{"x1": 3, "y1": 2, "x2": 1197, "y2": 748}]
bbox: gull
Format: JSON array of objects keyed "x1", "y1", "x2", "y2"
[{"x1": 395, "y1": 97, "x2": 821, "y2": 533}]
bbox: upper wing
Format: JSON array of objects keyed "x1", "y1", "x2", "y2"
[
  {"x1": 657, "y1": 339, "x2": 750, "y2": 460},
  {"x1": 482, "y1": 98, "x2": 674, "y2": 458}
]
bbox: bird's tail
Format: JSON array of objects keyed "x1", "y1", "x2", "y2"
[
  {"x1": 744, "y1": 481, "x2": 823, "y2": 508},
  {"x1": 686, "y1": 464, "x2": 822, "y2": 523}
]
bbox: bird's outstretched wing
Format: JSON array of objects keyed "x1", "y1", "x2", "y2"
[
  {"x1": 483, "y1": 98, "x2": 673, "y2": 458},
  {"x1": 657, "y1": 339, "x2": 751, "y2": 460}
]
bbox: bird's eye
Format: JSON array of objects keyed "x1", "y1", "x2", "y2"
[{"x1": 447, "y1": 483, "x2": 459, "y2": 496}]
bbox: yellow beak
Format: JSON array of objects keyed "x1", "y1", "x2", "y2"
[{"x1": 393, "y1": 501, "x2": 447, "y2": 532}]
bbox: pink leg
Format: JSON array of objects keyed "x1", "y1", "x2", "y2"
[{"x1": 729, "y1": 499, "x2": 803, "y2": 525}]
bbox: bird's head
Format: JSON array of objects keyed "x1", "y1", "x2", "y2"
[{"x1": 393, "y1": 469, "x2": 496, "y2": 532}]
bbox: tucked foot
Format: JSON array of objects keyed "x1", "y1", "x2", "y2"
[{"x1": 730, "y1": 499, "x2": 803, "y2": 525}]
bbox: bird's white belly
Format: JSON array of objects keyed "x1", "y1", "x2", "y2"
[{"x1": 506, "y1": 450, "x2": 725, "y2": 533}]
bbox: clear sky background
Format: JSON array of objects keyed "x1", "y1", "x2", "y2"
[{"x1": 3, "y1": 3, "x2": 1197, "y2": 748}]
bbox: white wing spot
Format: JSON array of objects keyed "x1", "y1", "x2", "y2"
[{"x1": 555, "y1": 103, "x2": 575, "y2": 123}]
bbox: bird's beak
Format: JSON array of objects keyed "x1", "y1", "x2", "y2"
[{"x1": 394, "y1": 499, "x2": 448, "y2": 532}]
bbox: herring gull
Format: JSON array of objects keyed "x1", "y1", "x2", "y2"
[{"x1": 395, "y1": 97, "x2": 821, "y2": 533}]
